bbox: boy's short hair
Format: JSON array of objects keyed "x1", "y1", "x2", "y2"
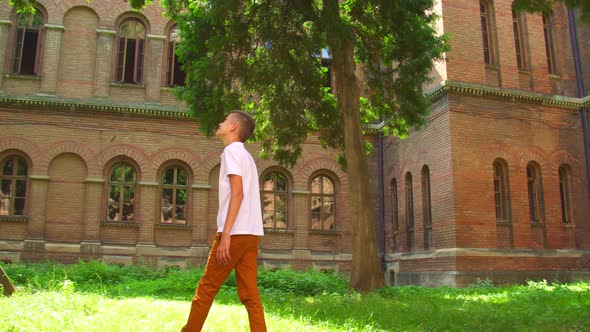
[{"x1": 230, "y1": 110, "x2": 256, "y2": 142}]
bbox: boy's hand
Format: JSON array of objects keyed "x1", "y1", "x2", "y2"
[{"x1": 217, "y1": 233, "x2": 232, "y2": 265}]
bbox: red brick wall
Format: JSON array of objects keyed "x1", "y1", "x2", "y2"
[
  {"x1": 450, "y1": 94, "x2": 588, "y2": 250},
  {"x1": 383, "y1": 96, "x2": 456, "y2": 253},
  {"x1": 441, "y1": 0, "x2": 578, "y2": 96}
]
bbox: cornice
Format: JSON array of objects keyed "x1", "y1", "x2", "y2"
[
  {"x1": 0, "y1": 93, "x2": 191, "y2": 119},
  {"x1": 366, "y1": 81, "x2": 588, "y2": 135},
  {"x1": 430, "y1": 81, "x2": 585, "y2": 109},
  {"x1": 44, "y1": 24, "x2": 65, "y2": 31}
]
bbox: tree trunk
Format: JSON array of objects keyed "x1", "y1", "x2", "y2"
[
  {"x1": 331, "y1": 36, "x2": 384, "y2": 292},
  {"x1": 0, "y1": 265, "x2": 15, "y2": 296}
]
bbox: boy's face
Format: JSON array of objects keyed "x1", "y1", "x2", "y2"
[{"x1": 215, "y1": 114, "x2": 237, "y2": 139}]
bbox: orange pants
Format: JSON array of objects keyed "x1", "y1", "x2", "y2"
[{"x1": 181, "y1": 233, "x2": 267, "y2": 332}]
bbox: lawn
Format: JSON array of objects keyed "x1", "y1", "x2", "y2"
[{"x1": 1, "y1": 261, "x2": 589, "y2": 331}]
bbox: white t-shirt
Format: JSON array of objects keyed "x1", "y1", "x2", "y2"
[{"x1": 217, "y1": 142, "x2": 264, "y2": 236}]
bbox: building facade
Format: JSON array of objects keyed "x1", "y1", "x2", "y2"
[
  {"x1": 0, "y1": 0, "x2": 589, "y2": 287},
  {"x1": 381, "y1": 0, "x2": 590, "y2": 286}
]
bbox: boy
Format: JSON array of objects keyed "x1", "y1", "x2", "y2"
[{"x1": 181, "y1": 111, "x2": 266, "y2": 332}]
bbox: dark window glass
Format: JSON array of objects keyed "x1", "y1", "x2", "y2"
[
  {"x1": 262, "y1": 172, "x2": 288, "y2": 229},
  {"x1": 161, "y1": 166, "x2": 188, "y2": 224},
  {"x1": 116, "y1": 20, "x2": 146, "y2": 84},
  {"x1": 405, "y1": 172, "x2": 414, "y2": 251},
  {"x1": 108, "y1": 162, "x2": 137, "y2": 222},
  {"x1": 558, "y1": 164, "x2": 573, "y2": 223},
  {"x1": 12, "y1": 11, "x2": 44, "y2": 75},
  {"x1": 0, "y1": 156, "x2": 28, "y2": 216},
  {"x1": 310, "y1": 175, "x2": 335, "y2": 230}
]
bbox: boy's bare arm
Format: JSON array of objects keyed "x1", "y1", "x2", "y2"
[{"x1": 217, "y1": 174, "x2": 244, "y2": 264}]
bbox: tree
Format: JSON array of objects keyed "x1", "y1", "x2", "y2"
[
  {"x1": 166, "y1": 0, "x2": 449, "y2": 292},
  {"x1": 5, "y1": 0, "x2": 448, "y2": 292},
  {"x1": 512, "y1": 0, "x2": 590, "y2": 21}
]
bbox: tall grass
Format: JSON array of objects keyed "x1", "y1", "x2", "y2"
[{"x1": 1, "y1": 261, "x2": 589, "y2": 331}]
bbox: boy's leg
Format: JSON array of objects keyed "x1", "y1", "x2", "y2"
[
  {"x1": 181, "y1": 233, "x2": 234, "y2": 332},
  {"x1": 234, "y1": 235, "x2": 267, "y2": 332}
]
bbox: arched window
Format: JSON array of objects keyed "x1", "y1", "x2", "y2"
[
  {"x1": 421, "y1": 165, "x2": 432, "y2": 250},
  {"x1": 261, "y1": 171, "x2": 288, "y2": 229},
  {"x1": 526, "y1": 162, "x2": 544, "y2": 223},
  {"x1": 493, "y1": 159, "x2": 511, "y2": 222},
  {"x1": 542, "y1": 14, "x2": 557, "y2": 74},
  {"x1": 12, "y1": 10, "x2": 45, "y2": 75},
  {"x1": 310, "y1": 174, "x2": 335, "y2": 230},
  {"x1": 391, "y1": 178, "x2": 399, "y2": 234},
  {"x1": 0, "y1": 156, "x2": 28, "y2": 216},
  {"x1": 161, "y1": 166, "x2": 188, "y2": 224},
  {"x1": 480, "y1": 1, "x2": 495, "y2": 64},
  {"x1": 405, "y1": 172, "x2": 414, "y2": 251},
  {"x1": 166, "y1": 25, "x2": 186, "y2": 87},
  {"x1": 512, "y1": 5, "x2": 528, "y2": 70},
  {"x1": 115, "y1": 19, "x2": 145, "y2": 84},
  {"x1": 558, "y1": 164, "x2": 573, "y2": 223},
  {"x1": 107, "y1": 162, "x2": 137, "y2": 222}
]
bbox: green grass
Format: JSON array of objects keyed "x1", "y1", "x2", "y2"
[{"x1": 1, "y1": 261, "x2": 589, "y2": 331}]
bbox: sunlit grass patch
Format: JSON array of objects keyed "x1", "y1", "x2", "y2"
[{"x1": 1, "y1": 261, "x2": 589, "y2": 332}]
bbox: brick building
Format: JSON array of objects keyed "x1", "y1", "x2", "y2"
[{"x1": 0, "y1": 0, "x2": 589, "y2": 287}]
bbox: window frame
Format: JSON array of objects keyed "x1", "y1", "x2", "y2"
[
  {"x1": 115, "y1": 18, "x2": 146, "y2": 84},
  {"x1": 165, "y1": 24, "x2": 186, "y2": 87},
  {"x1": 261, "y1": 170, "x2": 290, "y2": 229},
  {"x1": 421, "y1": 165, "x2": 432, "y2": 250},
  {"x1": 405, "y1": 172, "x2": 414, "y2": 251},
  {"x1": 493, "y1": 159, "x2": 512, "y2": 222},
  {"x1": 511, "y1": 6, "x2": 529, "y2": 70},
  {"x1": 0, "y1": 155, "x2": 30, "y2": 218},
  {"x1": 159, "y1": 164, "x2": 190, "y2": 225},
  {"x1": 391, "y1": 178, "x2": 399, "y2": 234},
  {"x1": 105, "y1": 161, "x2": 139, "y2": 223},
  {"x1": 309, "y1": 173, "x2": 336, "y2": 231},
  {"x1": 542, "y1": 14, "x2": 557, "y2": 74},
  {"x1": 479, "y1": 1, "x2": 496, "y2": 65},
  {"x1": 526, "y1": 162, "x2": 545, "y2": 224},
  {"x1": 558, "y1": 164, "x2": 573, "y2": 224},
  {"x1": 11, "y1": 9, "x2": 45, "y2": 76}
]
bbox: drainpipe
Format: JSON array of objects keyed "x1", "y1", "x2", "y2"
[
  {"x1": 377, "y1": 125, "x2": 385, "y2": 272},
  {"x1": 567, "y1": 8, "x2": 590, "y2": 199}
]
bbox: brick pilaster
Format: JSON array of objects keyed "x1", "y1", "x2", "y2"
[
  {"x1": 93, "y1": 29, "x2": 115, "y2": 97},
  {"x1": 292, "y1": 189, "x2": 310, "y2": 249},
  {"x1": 0, "y1": 20, "x2": 11, "y2": 90},
  {"x1": 25, "y1": 175, "x2": 50, "y2": 250},
  {"x1": 81, "y1": 178, "x2": 103, "y2": 251},
  {"x1": 40, "y1": 24, "x2": 65, "y2": 95},
  {"x1": 138, "y1": 181, "x2": 157, "y2": 245},
  {"x1": 191, "y1": 184, "x2": 211, "y2": 246},
  {"x1": 146, "y1": 34, "x2": 165, "y2": 102}
]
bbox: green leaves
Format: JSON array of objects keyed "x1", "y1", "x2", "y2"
[
  {"x1": 513, "y1": 0, "x2": 590, "y2": 22},
  {"x1": 166, "y1": 0, "x2": 449, "y2": 167}
]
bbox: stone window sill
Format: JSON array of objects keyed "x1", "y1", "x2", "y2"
[
  {"x1": 264, "y1": 228, "x2": 294, "y2": 235},
  {"x1": 155, "y1": 223, "x2": 192, "y2": 230},
  {"x1": 0, "y1": 216, "x2": 29, "y2": 223},
  {"x1": 110, "y1": 82, "x2": 146, "y2": 89},
  {"x1": 100, "y1": 221, "x2": 140, "y2": 228},
  {"x1": 309, "y1": 229, "x2": 341, "y2": 236},
  {"x1": 3, "y1": 74, "x2": 41, "y2": 81}
]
